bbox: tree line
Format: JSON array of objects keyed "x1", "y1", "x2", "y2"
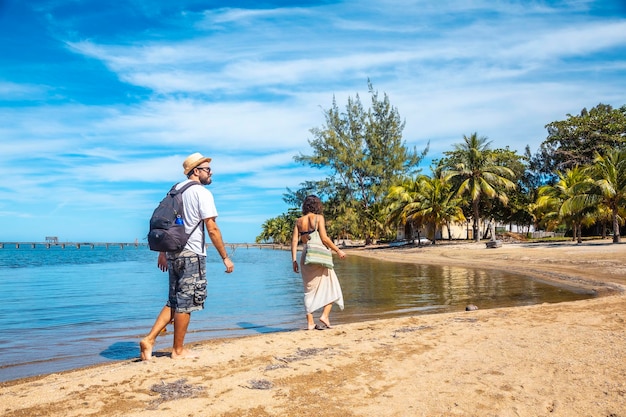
[{"x1": 256, "y1": 83, "x2": 626, "y2": 245}]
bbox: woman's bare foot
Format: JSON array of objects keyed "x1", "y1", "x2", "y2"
[
  {"x1": 140, "y1": 338, "x2": 153, "y2": 361},
  {"x1": 319, "y1": 317, "x2": 332, "y2": 328},
  {"x1": 171, "y1": 348, "x2": 200, "y2": 360},
  {"x1": 307, "y1": 324, "x2": 316, "y2": 330}
]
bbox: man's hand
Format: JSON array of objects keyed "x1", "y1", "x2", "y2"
[
  {"x1": 223, "y1": 257, "x2": 234, "y2": 273},
  {"x1": 157, "y1": 252, "x2": 168, "y2": 272}
]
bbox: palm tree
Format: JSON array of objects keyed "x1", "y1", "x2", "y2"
[
  {"x1": 385, "y1": 172, "x2": 466, "y2": 244},
  {"x1": 446, "y1": 133, "x2": 516, "y2": 242},
  {"x1": 411, "y1": 174, "x2": 465, "y2": 244},
  {"x1": 385, "y1": 177, "x2": 424, "y2": 243},
  {"x1": 256, "y1": 210, "x2": 300, "y2": 244},
  {"x1": 537, "y1": 167, "x2": 597, "y2": 243},
  {"x1": 256, "y1": 217, "x2": 282, "y2": 243},
  {"x1": 593, "y1": 205, "x2": 614, "y2": 239},
  {"x1": 588, "y1": 150, "x2": 626, "y2": 243}
]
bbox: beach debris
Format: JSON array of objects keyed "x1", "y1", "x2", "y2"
[
  {"x1": 392, "y1": 325, "x2": 432, "y2": 338},
  {"x1": 148, "y1": 378, "x2": 205, "y2": 407},
  {"x1": 394, "y1": 325, "x2": 432, "y2": 333},
  {"x1": 265, "y1": 363, "x2": 289, "y2": 370},
  {"x1": 465, "y1": 304, "x2": 479, "y2": 311},
  {"x1": 241, "y1": 379, "x2": 273, "y2": 390},
  {"x1": 274, "y1": 347, "x2": 329, "y2": 363},
  {"x1": 453, "y1": 317, "x2": 478, "y2": 323}
]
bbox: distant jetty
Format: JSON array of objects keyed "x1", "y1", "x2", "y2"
[
  {"x1": 0, "y1": 242, "x2": 142, "y2": 249},
  {"x1": 0, "y1": 242, "x2": 288, "y2": 250}
]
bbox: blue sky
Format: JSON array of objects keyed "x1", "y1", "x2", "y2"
[{"x1": 1, "y1": 0, "x2": 625, "y2": 244}]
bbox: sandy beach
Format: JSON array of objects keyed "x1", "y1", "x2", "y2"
[{"x1": 1, "y1": 240, "x2": 624, "y2": 417}]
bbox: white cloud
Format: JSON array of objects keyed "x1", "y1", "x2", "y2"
[{"x1": 503, "y1": 21, "x2": 626, "y2": 61}]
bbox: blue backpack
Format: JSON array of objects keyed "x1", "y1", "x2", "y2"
[{"x1": 147, "y1": 181, "x2": 202, "y2": 252}]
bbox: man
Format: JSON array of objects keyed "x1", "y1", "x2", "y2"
[{"x1": 140, "y1": 152, "x2": 234, "y2": 360}]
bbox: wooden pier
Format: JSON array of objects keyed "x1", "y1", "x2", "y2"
[
  {"x1": 0, "y1": 242, "x2": 141, "y2": 249},
  {"x1": 0, "y1": 242, "x2": 288, "y2": 251}
]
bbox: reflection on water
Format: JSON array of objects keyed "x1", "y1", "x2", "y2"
[
  {"x1": 335, "y1": 255, "x2": 591, "y2": 322},
  {"x1": 0, "y1": 246, "x2": 593, "y2": 382}
]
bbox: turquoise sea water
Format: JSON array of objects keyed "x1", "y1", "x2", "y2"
[{"x1": 0, "y1": 245, "x2": 592, "y2": 383}]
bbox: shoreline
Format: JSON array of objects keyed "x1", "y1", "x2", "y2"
[{"x1": 1, "y1": 240, "x2": 625, "y2": 416}]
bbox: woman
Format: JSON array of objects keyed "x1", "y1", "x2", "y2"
[{"x1": 291, "y1": 195, "x2": 346, "y2": 330}]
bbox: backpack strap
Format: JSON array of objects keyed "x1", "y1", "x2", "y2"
[
  {"x1": 171, "y1": 180, "x2": 201, "y2": 196},
  {"x1": 174, "y1": 181, "x2": 204, "y2": 246}
]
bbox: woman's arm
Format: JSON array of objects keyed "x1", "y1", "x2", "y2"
[{"x1": 290, "y1": 222, "x2": 300, "y2": 272}]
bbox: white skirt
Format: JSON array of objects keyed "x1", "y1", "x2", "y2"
[{"x1": 300, "y1": 246, "x2": 344, "y2": 313}]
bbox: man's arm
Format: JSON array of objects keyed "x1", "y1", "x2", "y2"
[{"x1": 204, "y1": 217, "x2": 234, "y2": 273}]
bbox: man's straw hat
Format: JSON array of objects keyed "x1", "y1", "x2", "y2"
[{"x1": 183, "y1": 152, "x2": 212, "y2": 175}]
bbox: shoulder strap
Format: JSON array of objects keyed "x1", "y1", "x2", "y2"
[
  {"x1": 174, "y1": 181, "x2": 204, "y2": 243},
  {"x1": 171, "y1": 180, "x2": 201, "y2": 196},
  {"x1": 190, "y1": 218, "x2": 205, "y2": 250}
]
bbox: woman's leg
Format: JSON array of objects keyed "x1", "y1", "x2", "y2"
[
  {"x1": 319, "y1": 304, "x2": 333, "y2": 328},
  {"x1": 306, "y1": 312, "x2": 315, "y2": 330}
]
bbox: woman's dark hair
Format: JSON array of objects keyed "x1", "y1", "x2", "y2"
[{"x1": 302, "y1": 195, "x2": 323, "y2": 215}]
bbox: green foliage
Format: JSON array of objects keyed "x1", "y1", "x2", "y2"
[
  {"x1": 292, "y1": 81, "x2": 428, "y2": 243},
  {"x1": 256, "y1": 208, "x2": 300, "y2": 245},
  {"x1": 487, "y1": 147, "x2": 534, "y2": 231},
  {"x1": 385, "y1": 172, "x2": 466, "y2": 244},
  {"x1": 587, "y1": 149, "x2": 626, "y2": 242},
  {"x1": 257, "y1": 97, "x2": 626, "y2": 245},
  {"x1": 537, "y1": 103, "x2": 626, "y2": 175},
  {"x1": 536, "y1": 167, "x2": 598, "y2": 243}
]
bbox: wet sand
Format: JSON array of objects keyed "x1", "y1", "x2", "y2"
[{"x1": 1, "y1": 240, "x2": 624, "y2": 416}]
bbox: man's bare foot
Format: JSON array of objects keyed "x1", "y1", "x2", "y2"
[
  {"x1": 140, "y1": 338, "x2": 153, "y2": 361},
  {"x1": 171, "y1": 348, "x2": 200, "y2": 360},
  {"x1": 319, "y1": 317, "x2": 332, "y2": 328}
]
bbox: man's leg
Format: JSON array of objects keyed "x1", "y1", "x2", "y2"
[
  {"x1": 171, "y1": 311, "x2": 198, "y2": 359},
  {"x1": 169, "y1": 253, "x2": 204, "y2": 359},
  {"x1": 140, "y1": 305, "x2": 173, "y2": 361}
]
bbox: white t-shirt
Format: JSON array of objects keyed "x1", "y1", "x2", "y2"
[{"x1": 175, "y1": 180, "x2": 218, "y2": 256}]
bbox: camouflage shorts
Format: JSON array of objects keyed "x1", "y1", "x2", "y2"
[{"x1": 166, "y1": 251, "x2": 207, "y2": 313}]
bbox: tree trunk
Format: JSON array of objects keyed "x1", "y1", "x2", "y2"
[
  {"x1": 405, "y1": 222, "x2": 413, "y2": 244},
  {"x1": 472, "y1": 199, "x2": 480, "y2": 242},
  {"x1": 613, "y1": 209, "x2": 621, "y2": 243}
]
